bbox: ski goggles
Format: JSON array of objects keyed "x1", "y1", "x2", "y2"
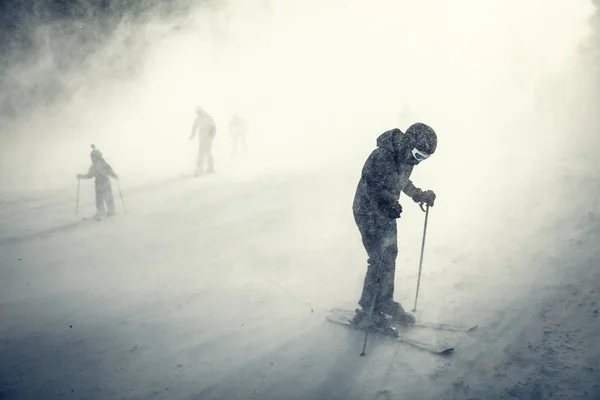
[{"x1": 411, "y1": 148, "x2": 431, "y2": 161}]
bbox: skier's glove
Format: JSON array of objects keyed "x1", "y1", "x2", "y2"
[
  {"x1": 413, "y1": 190, "x2": 436, "y2": 207},
  {"x1": 387, "y1": 202, "x2": 403, "y2": 219}
]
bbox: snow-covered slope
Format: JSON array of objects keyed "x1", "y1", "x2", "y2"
[
  {"x1": 1, "y1": 1, "x2": 599, "y2": 399},
  {"x1": 1, "y1": 144, "x2": 599, "y2": 400}
]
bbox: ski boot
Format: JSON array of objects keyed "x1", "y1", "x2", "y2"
[
  {"x1": 351, "y1": 308, "x2": 398, "y2": 337},
  {"x1": 381, "y1": 301, "x2": 416, "y2": 326},
  {"x1": 91, "y1": 211, "x2": 106, "y2": 221}
]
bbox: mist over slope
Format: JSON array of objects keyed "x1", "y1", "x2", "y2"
[
  {"x1": 1, "y1": 1, "x2": 600, "y2": 399},
  {"x1": 0, "y1": 0, "x2": 592, "y2": 190}
]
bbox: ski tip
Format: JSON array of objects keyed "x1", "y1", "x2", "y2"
[
  {"x1": 438, "y1": 348, "x2": 455, "y2": 356},
  {"x1": 467, "y1": 325, "x2": 479, "y2": 332}
]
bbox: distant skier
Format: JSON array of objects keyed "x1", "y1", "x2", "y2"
[
  {"x1": 229, "y1": 113, "x2": 248, "y2": 155},
  {"x1": 189, "y1": 106, "x2": 217, "y2": 176},
  {"x1": 352, "y1": 123, "x2": 437, "y2": 332},
  {"x1": 77, "y1": 145, "x2": 119, "y2": 219}
]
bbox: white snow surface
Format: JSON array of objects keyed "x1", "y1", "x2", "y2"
[{"x1": 2, "y1": 146, "x2": 600, "y2": 400}]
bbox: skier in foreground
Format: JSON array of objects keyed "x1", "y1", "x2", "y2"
[
  {"x1": 77, "y1": 145, "x2": 119, "y2": 219},
  {"x1": 352, "y1": 123, "x2": 437, "y2": 333},
  {"x1": 189, "y1": 106, "x2": 217, "y2": 177}
]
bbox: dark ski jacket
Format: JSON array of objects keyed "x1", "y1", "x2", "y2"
[
  {"x1": 80, "y1": 160, "x2": 118, "y2": 191},
  {"x1": 352, "y1": 129, "x2": 423, "y2": 216}
]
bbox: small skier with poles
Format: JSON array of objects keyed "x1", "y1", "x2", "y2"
[
  {"x1": 77, "y1": 145, "x2": 119, "y2": 220},
  {"x1": 351, "y1": 123, "x2": 437, "y2": 334}
]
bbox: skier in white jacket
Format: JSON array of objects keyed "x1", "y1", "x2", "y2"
[{"x1": 189, "y1": 106, "x2": 217, "y2": 177}]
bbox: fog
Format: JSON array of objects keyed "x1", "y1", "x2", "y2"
[
  {"x1": 1, "y1": 0, "x2": 594, "y2": 278},
  {"x1": 1, "y1": 0, "x2": 599, "y2": 399},
  {"x1": 0, "y1": 0, "x2": 593, "y2": 187}
]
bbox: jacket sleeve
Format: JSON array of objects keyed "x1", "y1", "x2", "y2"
[
  {"x1": 190, "y1": 117, "x2": 199, "y2": 138},
  {"x1": 80, "y1": 166, "x2": 95, "y2": 179},
  {"x1": 105, "y1": 164, "x2": 118, "y2": 179},
  {"x1": 402, "y1": 179, "x2": 423, "y2": 199},
  {"x1": 363, "y1": 150, "x2": 397, "y2": 211}
]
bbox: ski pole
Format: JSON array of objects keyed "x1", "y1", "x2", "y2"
[
  {"x1": 360, "y1": 219, "x2": 395, "y2": 356},
  {"x1": 76, "y1": 179, "x2": 81, "y2": 215},
  {"x1": 117, "y1": 179, "x2": 127, "y2": 214},
  {"x1": 412, "y1": 204, "x2": 430, "y2": 312}
]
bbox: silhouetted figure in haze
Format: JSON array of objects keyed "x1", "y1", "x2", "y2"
[
  {"x1": 351, "y1": 123, "x2": 437, "y2": 334},
  {"x1": 189, "y1": 106, "x2": 216, "y2": 177},
  {"x1": 229, "y1": 113, "x2": 248, "y2": 156},
  {"x1": 77, "y1": 145, "x2": 119, "y2": 219}
]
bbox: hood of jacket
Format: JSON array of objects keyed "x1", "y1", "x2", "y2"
[{"x1": 376, "y1": 128, "x2": 413, "y2": 168}]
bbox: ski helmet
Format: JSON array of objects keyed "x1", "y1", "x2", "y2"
[
  {"x1": 405, "y1": 123, "x2": 437, "y2": 155},
  {"x1": 90, "y1": 144, "x2": 103, "y2": 161}
]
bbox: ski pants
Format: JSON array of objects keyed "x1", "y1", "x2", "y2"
[
  {"x1": 196, "y1": 135, "x2": 214, "y2": 174},
  {"x1": 95, "y1": 183, "x2": 115, "y2": 216},
  {"x1": 354, "y1": 213, "x2": 398, "y2": 312}
]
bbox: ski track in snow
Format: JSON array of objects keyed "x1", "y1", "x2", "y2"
[{"x1": 1, "y1": 164, "x2": 599, "y2": 400}]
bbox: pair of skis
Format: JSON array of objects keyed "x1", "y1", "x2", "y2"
[
  {"x1": 81, "y1": 213, "x2": 119, "y2": 222},
  {"x1": 327, "y1": 308, "x2": 478, "y2": 356}
]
